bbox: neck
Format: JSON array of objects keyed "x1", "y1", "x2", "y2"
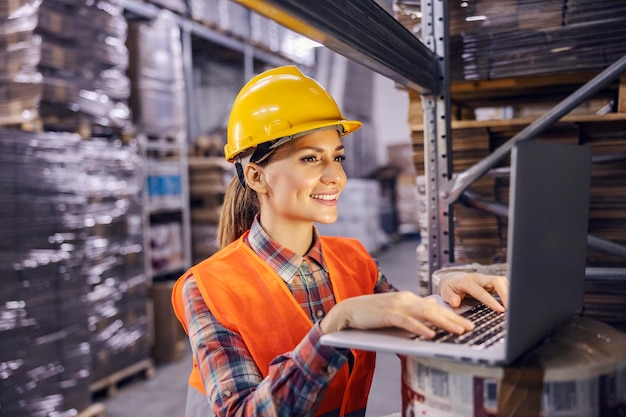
[{"x1": 259, "y1": 214, "x2": 314, "y2": 256}]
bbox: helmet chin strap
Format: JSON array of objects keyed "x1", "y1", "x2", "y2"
[
  {"x1": 234, "y1": 151, "x2": 252, "y2": 189},
  {"x1": 234, "y1": 144, "x2": 271, "y2": 189},
  {"x1": 235, "y1": 161, "x2": 247, "y2": 189}
]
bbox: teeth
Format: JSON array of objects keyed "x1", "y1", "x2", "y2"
[{"x1": 311, "y1": 194, "x2": 337, "y2": 201}]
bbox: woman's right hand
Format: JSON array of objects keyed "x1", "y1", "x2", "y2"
[{"x1": 320, "y1": 291, "x2": 475, "y2": 339}]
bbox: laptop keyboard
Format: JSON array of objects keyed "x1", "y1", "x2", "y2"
[{"x1": 413, "y1": 303, "x2": 506, "y2": 349}]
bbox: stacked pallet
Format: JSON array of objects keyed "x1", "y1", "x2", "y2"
[
  {"x1": 36, "y1": 0, "x2": 131, "y2": 134},
  {"x1": 450, "y1": 128, "x2": 502, "y2": 265},
  {"x1": 0, "y1": 130, "x2": 147, "y2": 416},
  {"x1": 189, "y1": 156, "x2": 233, "y2": 264},
  {"x1": 396, "y1": 0, "x2": 626, "y2": 82},
  {"x1": 580, "y1": 121, "x2": 626, "y2": 332},
  {"x1": 127, "y1": 11, "x2": 186, "y2": 139},
  {"x1": 0, "y1": 1, "x2": 41, "y2": 127}
]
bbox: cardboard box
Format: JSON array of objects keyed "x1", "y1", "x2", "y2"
[{"x1": 149, "y1": 281, "x2": 188, "y2": 363}]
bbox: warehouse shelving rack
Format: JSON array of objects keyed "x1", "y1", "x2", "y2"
[
  {"x1": 121, "y1": 0, "x2": 309, "y2": 281},
  {"x1": 236, "y1": 0, "x2": 626, "y2": 291}
]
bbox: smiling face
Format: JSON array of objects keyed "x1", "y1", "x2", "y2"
[{"x1": 245, "y1": 128, "x2": 347, "y2": 243}]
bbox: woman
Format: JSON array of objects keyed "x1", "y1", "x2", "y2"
[{"x1": 172, "y1": 65, "x2": 507, "y2": 417}]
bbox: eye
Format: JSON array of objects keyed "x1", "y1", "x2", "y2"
[
  {"x1": 335, "y1": 155, "x2": 346, "y2": 162},
  {"x1": 301, "y1": 155, "x2": 318, "y2": 162}
]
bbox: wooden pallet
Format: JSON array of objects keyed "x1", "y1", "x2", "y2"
[
  {"x1": 145, "y1": 131, "x2": 185, "y2": 146},
  {"x1": 619, "y1": 75, "x2": 626, "y2": 113},
  {"x1": 37, "y1": 113, "x2": 134, "y2": 141},
  {"x1": 90, "y1": 359, "x2": 155, "y2": 399},
  {"x1": 0, "y1": 116, "x2": 43, "y2": 132},
  {"x1": 77, "y1": 403, "x2": 106, "y2": 417}
]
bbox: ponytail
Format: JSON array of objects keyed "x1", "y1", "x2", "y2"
[{"x1": 217, "y1": 175, "x2": 260, "y2": 248}]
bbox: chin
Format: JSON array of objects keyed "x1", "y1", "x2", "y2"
[{"x1": 315, "y1": 215, "x2": 338, "y2": 225}]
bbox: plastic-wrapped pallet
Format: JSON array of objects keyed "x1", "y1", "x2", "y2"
[
  {"x1": 37, "y1": 0, "x2": 131, "y2": 130},
  {"x1": 190, "y1": 0, "x2": 219, "y2": 27},
  {"x1": 79, "y1": 138, "x2": 149, "y2": 383},
  {"x1": 0, "y1": 130, "x2": 91, "y2": 417},
  {"x1": 0, "y1": 129, "x2": 150, "y2": 416},
  {"x1": 0, "y1": 0, "x2": 42, "y2": 127},
  {"x1": 127, "y1": 10, "x2": 186, "y2": 137}
]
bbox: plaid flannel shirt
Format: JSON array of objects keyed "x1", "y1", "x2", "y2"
[{"x1": 182, "y1": 218, "x2": 396, "y2": 417}]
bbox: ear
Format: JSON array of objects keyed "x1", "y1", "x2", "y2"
[{"x1": 244, "y1": 163, "x2": 268, "y2": 194}]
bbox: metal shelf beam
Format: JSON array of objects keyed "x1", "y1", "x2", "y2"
[{"x1": 235, "y1": 0, "x2": 439, "y2": 94}]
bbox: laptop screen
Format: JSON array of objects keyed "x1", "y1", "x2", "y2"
[{"x1": 504, "y1": 140, "x2": 591, "y2": 362}]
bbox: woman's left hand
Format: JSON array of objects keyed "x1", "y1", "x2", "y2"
[{"x1": 438, "y1": 271, "x2": 508, "y2": 312}]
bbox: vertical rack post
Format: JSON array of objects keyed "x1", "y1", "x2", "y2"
[
  {"x1": 244, "y1": 43, "x2": 254, "y2": 81},
  {"x1": 178, "y1": 24, "x2": 193, "y2": 270},
  {"x1": 421, "y1": 0, "x2": 453, "y2": 292}
]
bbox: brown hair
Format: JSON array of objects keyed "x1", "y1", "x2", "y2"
[
  {"x1": 217, "y1": 176, "x2": 260, "y2": 249},
  {"x1": 217, "y1": 151, "x2": 274, "y2": 248}
]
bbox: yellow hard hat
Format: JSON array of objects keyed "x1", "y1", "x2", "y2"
[{"x1": 224, "y1": 65, "x2": 362, "y2": 162}]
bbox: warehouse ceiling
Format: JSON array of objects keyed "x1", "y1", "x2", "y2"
[{"x1": 235, "y1": 0, "x2": 439, "y2": 94}]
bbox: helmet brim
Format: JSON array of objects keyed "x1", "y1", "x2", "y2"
[{"x1": 226, "y1": 119, "x2": 362, "y2": 162}]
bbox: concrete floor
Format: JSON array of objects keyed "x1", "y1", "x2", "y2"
[{"x1": 104, "y1": 237, "x2": 422, "y2": 417}]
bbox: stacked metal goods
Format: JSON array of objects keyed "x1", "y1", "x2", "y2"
[{"x1": 188, "y1": 155, "x2": 232, "y2": 264}]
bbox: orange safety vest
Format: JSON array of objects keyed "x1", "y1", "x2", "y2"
[{"x1": 172, "y1": 233, "x2": 378, "y2": 417}]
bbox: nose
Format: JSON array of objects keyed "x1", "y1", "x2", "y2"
[{"x1": 321, "y1": 160, "x2": 346, "y2": 185}]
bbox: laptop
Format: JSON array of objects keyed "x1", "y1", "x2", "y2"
[{"x1": 321, "y1": 140, "x2": 592, "y2": 365}]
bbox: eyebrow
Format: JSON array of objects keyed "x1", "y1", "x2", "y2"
[{"x1": 299, "y1": 145, "x2": 345, "y2": 152}]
